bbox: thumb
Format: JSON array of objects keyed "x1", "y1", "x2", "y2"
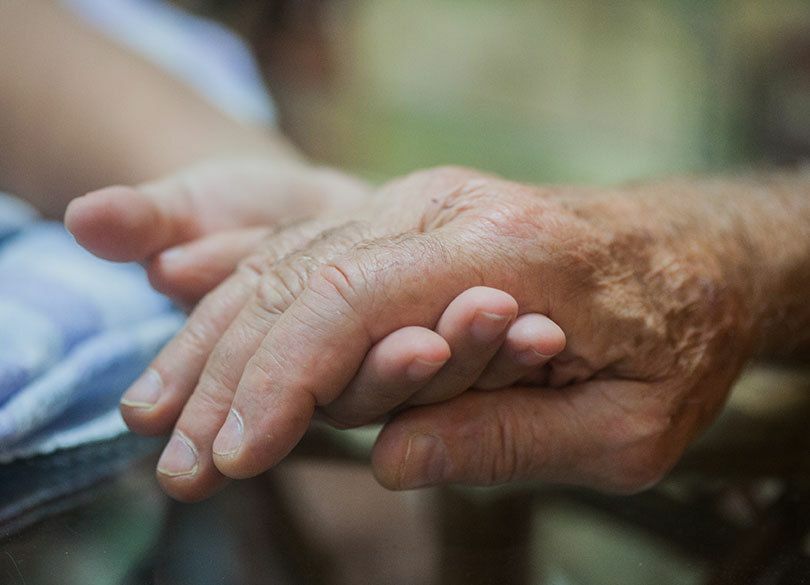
[
  {"x1": 372, "y1": 389, "x2": 553, "y2": 490},
  {"x1": 65, "y1": 162, "x2": 370, "y2": 263},
  {"x1": 64, "y1": 161, "x2": 291, "y2": 262},
  {"x1": 371, "y1": 384, "x2": 674, "y2": 493},
  {"x1": 65, "y1": 183, "x2": 202, "y2": 262}
]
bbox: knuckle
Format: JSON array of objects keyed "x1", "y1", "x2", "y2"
[
  {"x1": 311, "y1": 247, "x2": 411, "y2": 338},
  {"x1": 243, "y1": 301, "x2": 279, "y2": 336},
  {"x1": 253, "y1": 255, "x2": 321, "y2": 317},
  {"x1": 242, "y1": 223, "x2": 316, "y2": 271},
  {"x1": 350, "y1": 233, "x2": 451, "y2": 301},
  {"x1": 311, "y1": 261, "x2": 362, "y2": 313},
  {"x1": 177, "y1": 320, "x2": 213, "y2": 358},
  {"x1": 249, "y1": 346, "x2": 285, "y2": 383},
  {"x1": 310, "y1": 220, "x2": 372, "y2": 249},
  {"x1": 201, "y1": 349, "x2": 242, "y2": 394},
  {"x1": 480, "y1": 402, "x2": 537, "y2": 484},
  {"x1": 192, "y1": 375, "x2": 235, "y2": 413},
  {"x1": 246, "y1": 221, "x2": 376, "y2": 322},
  {"x1": 237, "y1": 252, "x2": 271, "y2": 279},
  {"x1": 254, "y1": 272, "x2": 297, "y2": 317}
]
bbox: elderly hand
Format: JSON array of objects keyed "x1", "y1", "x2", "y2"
[
  {"x1": 68, "y1": 163, "x2": 567, "y2": 501},
  {"x1": 109, "y1": 164, "x2": 775, "y2": 502},
  {"x1": 368, "y1": 169, "x2": 797, "y2": 493}
]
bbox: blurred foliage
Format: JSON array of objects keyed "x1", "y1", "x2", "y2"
[{"x1": 273, "y1": 0, "x2": 810, "y2": 185}]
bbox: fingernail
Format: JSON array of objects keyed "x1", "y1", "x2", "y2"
[
  {"x1": 515, "y1": 347, "x2": 553, "y2": 367},
  {"x1": 406, "y1": 358, "x2": 446, "y2": 382},
  {"x1": 213, "y1": 409, "x2": 244, "y2": 457},
  {"x1": 120, "y1": 369, "x2": 162, "y2": 409},
  {"x1": 470, "y1": 311, "x2": 511, "y2": 343},
  {"x1": 157, "y1": 433, "x2": 198, "y2": 477},
  {"x1": 400, "y1": 434, "x2": 447, "y2": 489}
]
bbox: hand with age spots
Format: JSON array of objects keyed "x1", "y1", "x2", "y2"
[
  {"x1": 66, "y1": 163, "x2": 566, "y2": 501},
  {"x1": 69, "y1": 164, "x2": 810, "y2": 500}
]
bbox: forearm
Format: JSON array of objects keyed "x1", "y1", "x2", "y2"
[
  {"x1": 0, "y1": 0, "x2": 298, "y2": 217},
  {"x1": 578, "y1": 170, "x2": 810, "y2": 361}
]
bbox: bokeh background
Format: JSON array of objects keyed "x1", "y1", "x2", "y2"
[{"x1": 195, "y1": 0, "x2": 810, "y2": 185}]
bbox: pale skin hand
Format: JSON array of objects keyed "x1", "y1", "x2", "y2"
[
  {"x1": 97, "y1": 165, "x2": 809, "y2": 500},
  {"x1": 65, "y1": 158, "x2": 371, "y2": 305},
  {"x1": 67, "y1": 166, "x2": 566, "y2": 502}
]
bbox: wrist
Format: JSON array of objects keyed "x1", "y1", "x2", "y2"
[
  {"x1": 568, "y1": 185, "x2": 762, "y2": 364},
  {"x1": 608, "y1": 174, "x2": 810, "y2": 361}
]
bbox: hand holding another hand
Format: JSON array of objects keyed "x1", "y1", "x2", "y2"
[
  {"x1": 68, "y1": 163, "x2": 566, "y2": 501},
  {"x1": 70, "y1": 165, "x2": 760, "y2": 501}
]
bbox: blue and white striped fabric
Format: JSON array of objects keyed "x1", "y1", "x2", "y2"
[
  {"x1": 0, "y1": 1, "x2": 275, "y2": 463},
  {"x1": 0, "y1": 195, "x2": 184, "y2": 462}
]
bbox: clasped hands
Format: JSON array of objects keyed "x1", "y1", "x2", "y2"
[{"x1": 67, "y1": 163, "x2": 750, "y2": 502}]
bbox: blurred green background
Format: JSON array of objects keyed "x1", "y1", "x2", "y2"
[{"x1": 253, "y1": 0, "x2": 810, "y2": 186}]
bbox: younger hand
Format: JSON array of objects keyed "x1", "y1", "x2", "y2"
[{"x1": 65, "y1": 157, "x2": 370, "y2": 306}]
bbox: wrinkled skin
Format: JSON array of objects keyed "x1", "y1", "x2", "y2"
[
  {"x1": 69, "y1": 162, "x2": 567, "y2": 501},
  {"x1": 112, "y1": 166, "x2": 754, "y2": 500}
]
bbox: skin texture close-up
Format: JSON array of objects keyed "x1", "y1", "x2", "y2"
[
  {"x1": 66, "y1": 165, "x2": 568, "y2": 501},
  {"x1": 67, "y1": 164, "x2": 810, "y2": 502}
]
